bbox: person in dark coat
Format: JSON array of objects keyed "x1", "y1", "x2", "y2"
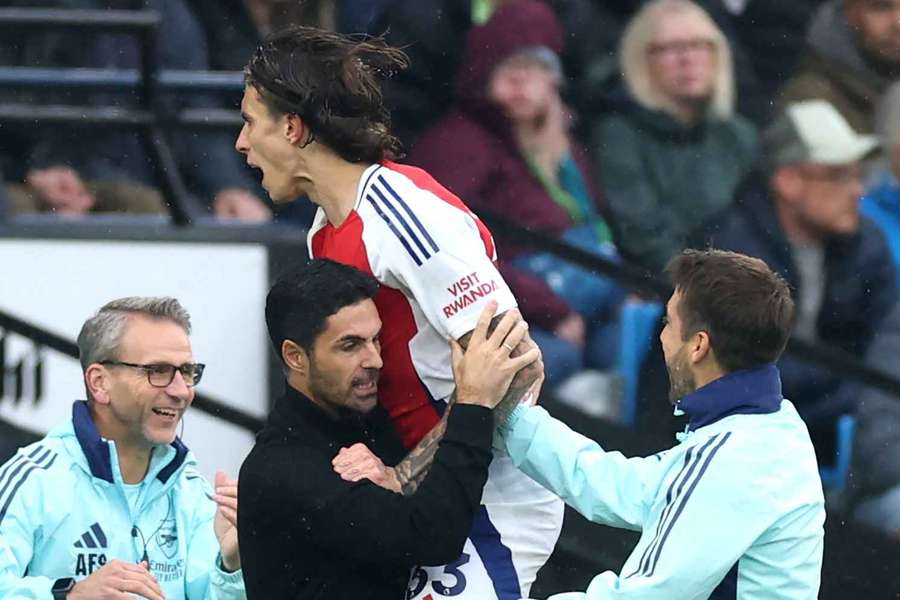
[
  {"x1": 776, "y1": 0, "x2": 900, "y2": 135},
  {"x1": 237, "y1": 259, "x2": 540, "y2": 600},
  {"x1": 409, "y1": 0, "x2": 624, "y2": 388},
  {"x1": 589, "y1": 0, "x2": 758, "y2": 274},
  {"x1": 692, "y1": 100, "x2": 896, "y2": 460}
]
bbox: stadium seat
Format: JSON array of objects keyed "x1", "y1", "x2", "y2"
[
  {"x1": 615, "y1": 301, "x2": 664, "y2": 427},
  {"x1": 819, "y1": 414, "x2": 856, "y2": 492}
]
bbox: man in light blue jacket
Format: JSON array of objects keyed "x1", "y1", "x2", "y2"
[
  {"x1": 500, "y1": 249, "x2": 825, "y2": 599},
  {"x1": 0, "y1": 297, "x2": 245, "y2": 600}
]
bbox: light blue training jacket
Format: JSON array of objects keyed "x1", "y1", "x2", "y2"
[
  {"x1": 500, "y1": 364, "x2": 825, "y2": 599},
  {"x1": 0, "y1": 401, "x2": 246, "y2": 600}
]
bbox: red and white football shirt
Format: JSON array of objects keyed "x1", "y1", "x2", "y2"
[{"x1": 308, "y1": 161, "x2": 517, "y2": 448}]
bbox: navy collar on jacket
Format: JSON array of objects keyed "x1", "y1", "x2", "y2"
[
  {"x1": 72, "y1": 400, "x2": 189, "y2": 484},
  {"x1": 675, "y1": 364, "x2": 783, "y2": 432}
]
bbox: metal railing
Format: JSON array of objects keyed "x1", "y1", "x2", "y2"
[
  {"x1": 0, "y1": 8, "x2": 206, "y2": 226},
  {"x1": 479, "y1": 209, "x2": 900, "y2": 400}
]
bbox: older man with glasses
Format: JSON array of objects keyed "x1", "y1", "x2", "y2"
[{"x1": 0, "y1": 297, "x2": 246, "y2": 600}]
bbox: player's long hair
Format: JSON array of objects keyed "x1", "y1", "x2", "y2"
[{"x1": 245, "y1": 26, "x2": 410, "y2": 164}]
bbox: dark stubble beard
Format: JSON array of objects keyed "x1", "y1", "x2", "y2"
[
  {"x1": 308, "y1": 360, "x2": 378, "y2": 418},
  {"x1": 666, "y1": 346, "x2": 697, "y2": 404}
]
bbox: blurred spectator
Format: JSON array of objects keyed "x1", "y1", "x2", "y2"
[
  {"x1": 375, "y1": 0, "x2": 622, "y2": 148},
  {"x1": 692, "y1": 100, "x2": 896, "y2": 459},
  {"x1": 5, "y1": 173, "x2": 166, "y2": 217},
  {"x1": 589, "y1": 0, "x2": 758, "y2": 274},
  {"x1": 862, "y1": 82, "x2": 900, "y2": 285},
  {"x1": 777, "y1": 0, "x2": 900, "y2": 134},
  {"x1": 409, "y1": 0, "x2": 624, "y2": 388},
  {"x1": 712, "y1": 0, "x2": 827, "y2": 122},
  {"x1": 188, "y1": 0, "x2": 352, "y2": 71},
  {"x1": 188, "y1": 0, "x2": 346, "y2": 226},
  {"x1": 847, "y1": 302, "x2": 900, "y2": 538},
  {"x1": 3, "y1": 0, "x2": 271, "y2": 223}
]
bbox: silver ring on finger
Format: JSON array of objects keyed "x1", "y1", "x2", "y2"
[{"x1": 502, "y1": 342, "x2": 514, "y2": 352}]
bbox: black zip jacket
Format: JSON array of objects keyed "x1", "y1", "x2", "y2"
[{"x1": 237, "y1": 384, "x2": 493, "y2": 599}]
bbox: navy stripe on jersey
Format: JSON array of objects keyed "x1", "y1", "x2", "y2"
[
  {"x1": 370, "y1": 184, "x2": 433, "y2": 261},
  {"x1": 80, "y1": 531, "x2": 97, "y2": 548},
  {"x1": 627, "y1": 434, "x2": 725, "y2": 579},
  {"x1": 91, "y1": 522, "x2": 108, "y2": 547},
  {"x1": 0, "y1": 446, "x2": 47, "y2": 506},
  {"x1": 646, "y1": 432, "x2": 731, "y2": 577},
  {"x1": 627, "y1": 443, "x2": 701, "y2": 579},
  {"x1": 75, "y1": 522, "x2": 108, "y2": 549},
  {"x1": 376, "y1": 175, "x2": 440, "y2": 253},
  {"x1": 470, "y1": 506, "x2": 521, "y2": 600},
  {"x1": 0, "y1": 447, "x2": 57, "y2": 524},
  {"x1": 366, "y1": 193, "x2": 424, "y2": 266},
  {"x1": 0, "y1": 445, "x2": 44, "y2": 498}
]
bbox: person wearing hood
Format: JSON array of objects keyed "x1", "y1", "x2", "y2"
[
  {"x1": 589, "y1": 0, "x2": 758, "y2": 274},
  {"x1": 0, "y1": 297, "x2": 245, "y2": 600},
  {"x1": 777, "y1": 0, "x2": 900, "y2": 135},
  {"x1": 409, "y1": 0, "x2": 626, "y2": 390}
]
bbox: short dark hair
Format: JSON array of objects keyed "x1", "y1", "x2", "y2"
[
  {"x1": 265, "y1": 259, "x2": 379, "y2": 358},
  {"x1": 666, "y1": 249, "x2": 794, "y2": 373},
  {"x1": 244, "y1": 26, "x2": 409, "y2": 164}
]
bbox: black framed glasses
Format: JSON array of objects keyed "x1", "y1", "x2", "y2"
[{"x1": 100, "y1": 361, "x2": 205, "y2": 388}]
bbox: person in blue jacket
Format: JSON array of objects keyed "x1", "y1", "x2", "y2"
[
  {"x1": 0, "y1": 297, "x2": 245, "y2": 600},
  {"x1": 498, "y1": 249, "x2": 825, "y2": 599}
]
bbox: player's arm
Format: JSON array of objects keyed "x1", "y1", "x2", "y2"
[
  {"x1": 257, "y1": 306, "x2": 537, "y2": 566},
  {"x1": 498, "y1": 405, "x2": 665, "y2": 530},
  {"x1": 357, "y1": 175, "x2": 542, "y2": 493},
  {"x1": 535, "y1": 435, "x2": 816, "y2": 600},
  {"x1": 336, "y1": 311, "x2": 541, "y2": 495},
  {"x1": 389, "y1": 315, "x2": 541, "y2": 495}
]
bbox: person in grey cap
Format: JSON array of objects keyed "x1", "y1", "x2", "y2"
[{"x1": 692, "y1": 99, "x2": 898, "y2": 464}]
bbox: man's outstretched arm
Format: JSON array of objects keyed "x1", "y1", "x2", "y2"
[{"x1": 335, "y1": 310, "x2": 543, "y2": 495}]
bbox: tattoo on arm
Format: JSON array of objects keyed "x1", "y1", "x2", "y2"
[
  {"x1": 393, "y1": 404, "x2": 452, "y2": 496},
  {"x1": 392, "y1": 312, "x2": 537, "y2": 494}
]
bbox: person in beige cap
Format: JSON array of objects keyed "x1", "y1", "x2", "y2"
[{"x1": 691, "y1": 99, "x2": 897, "y2": 463}]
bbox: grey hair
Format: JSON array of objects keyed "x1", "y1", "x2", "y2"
[
  {"x1": 619, "y1": 0, "x2": 735, "y2": 119},
  {"x1": 77, "y1": 297, "x2": 191, "y2": 371}
]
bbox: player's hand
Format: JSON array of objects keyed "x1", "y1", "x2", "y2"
[
  {"x1": 26, "y1": 166, "x2": 95, "y2": 215},
  {"x1": 213, "y1": 187, "x2": 272, "y2": 222},
  {"x1": 333, "y1": 443, "x2": 401, "y2": 493},
  {"x1": 210, "y1": 470, "x2": 240, "y2": 572},
  {"x1": 451, "y1": 301, "x2": 541, "y2": 408},
  {"x1": 68, "y1": 559, "x2": 164, "y2": 600}
]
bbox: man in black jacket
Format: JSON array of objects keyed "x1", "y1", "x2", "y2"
[{"x1": 237, "y1": 259, "x2": 540, "y2": 599}]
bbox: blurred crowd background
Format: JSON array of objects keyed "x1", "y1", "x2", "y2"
[{"x1": 3, "y1": 0, "x2": 900, "y2": 595}]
